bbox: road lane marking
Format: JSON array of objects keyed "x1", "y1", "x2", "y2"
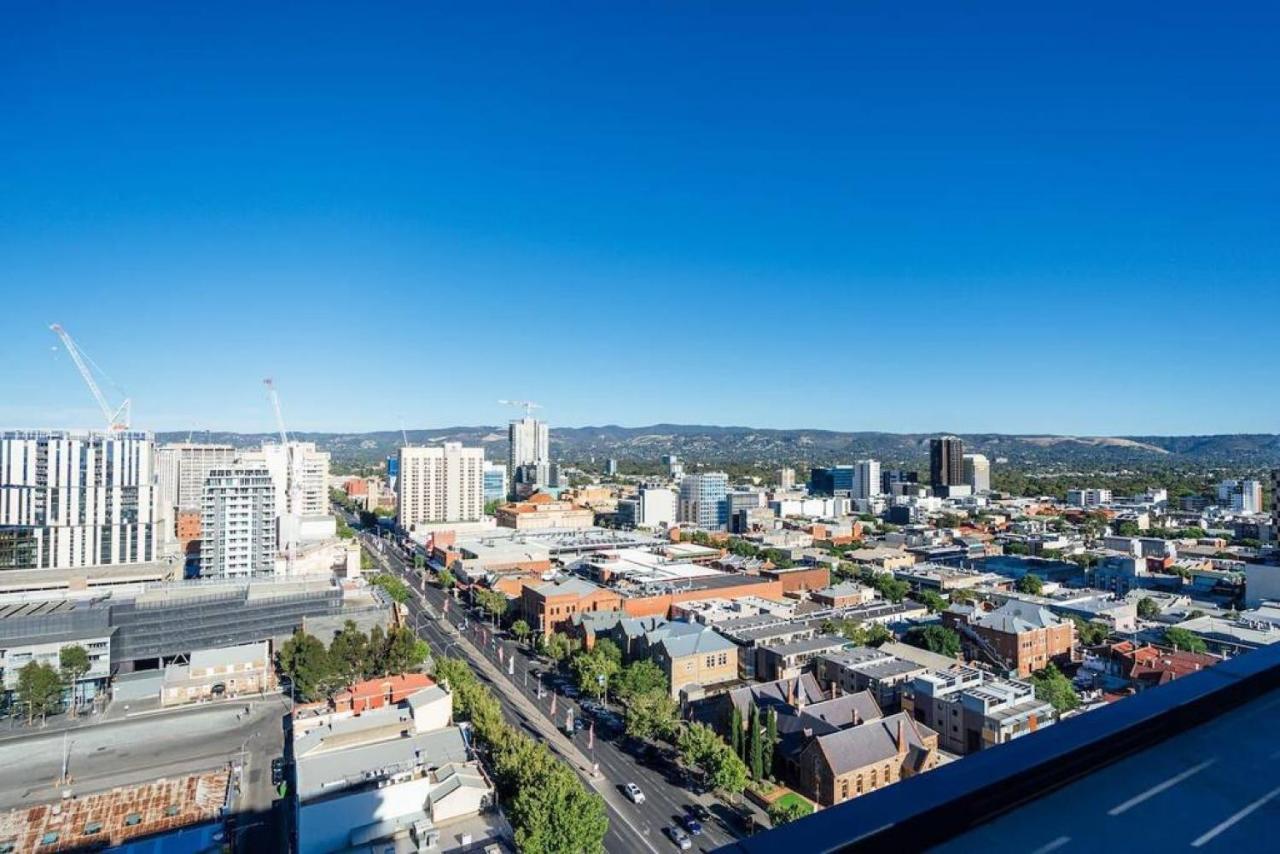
[
  {"x1": 1030, "y1": 836, "x2": 1071, "y2": 854},
  {"x1": 1191, "y1": 785, "x2": 1280, "y2": 847},
  {"x1": 1108, "y1": 759, "x2": 1217, "y2": 816}
]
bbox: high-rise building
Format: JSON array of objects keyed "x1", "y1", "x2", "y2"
[
  {"x1": 963, "y1": 454, "x2": 991, "y2": 494},
  {"x1": 199, "y1": 466, "x2": 277, "y2": 578},
  {"x1": 397, "y1": 443, "x2": 485, "y2": 531},
  {"x1": 930, "y1": 436, "x2": 965, "y2": 489},
  {"x1": 678, "y1": 472, "x2": 729, "y2": 530},
  {"x1": 155, "y1": 443, "x2": 237, "y2": 513},
  {"x1": 809, "y1": 466, "x2": 855, "y2": 496},
  {"x1": 663, "y1": 454, "x2": 684, "y2": 480},
  {"x1": 237, "y1": 442, "x2": 331, "y2": 521},
  {"x1": 508, "y1": 417, "x2": 549, "y2": 483},
  {"x1": 778, "y1": 467, "x2": 795, "y2": 491},
  {"x1": 1218, "y1": 479, "x2": 1264, "y2": 514},
  {"x1": 881, "y1": 469, "x2": 919, "y2": 495},
  {"x1": 482, "y1": 461, "x2": 508, "y2": 504},
  {"x1": 0, "y1": 430, "x2": 158, "y2": 570},
  {"x1": 852, "y1": 460, "x2": 882, "y2": 500},
  {"x1": 604, "y1": 458, "x2": 618, "y2": 477},
  {"x1": 1272, "y1": 470, "x2": 1280, "y2": 531}
]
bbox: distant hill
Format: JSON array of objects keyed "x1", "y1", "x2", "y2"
[{"x1": 155, "y1": 425, "x2": 1280, "y2": 471}]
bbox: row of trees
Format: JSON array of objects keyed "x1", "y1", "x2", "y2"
[
  {"x1": 729, "y1": 702, "x2": 778, "y2": 783},
  {"x1": 13, "y1": 645, "x2": 93, "y2": 724},
  {"x1": 278, "y1": 621, "x2": 430, "y2": 702},
  {"x1": 434, "y1": 657, "x2": 609, "y2": 853}
]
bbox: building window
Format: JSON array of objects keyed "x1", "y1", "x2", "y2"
[
  {"x1": 840, "y1": 780, "x2": 849, "y2": 801},
  {"x1": 870, "y1": 769, "x2": 877, "y2": 787}
]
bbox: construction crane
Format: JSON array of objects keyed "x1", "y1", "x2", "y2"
[
  {"x1": 49, "y1": 324, "x2": 131, "y2": 431},
  {"x1": 263, "y1": 378, "x2": 303, "y2": 577},
  {"x1": 498, "y1": 399, "x2": 542, "y2": 418}
]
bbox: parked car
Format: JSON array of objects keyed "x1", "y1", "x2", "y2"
[
  {"x1": 624, "y1": 783, "x2": 645, "y2": 804},
  {"x1": 271, "y1": 758, "x2": 285, "y2": 785},
  {"x1": 667, "y1": 826, "x2": 693, "y2": 850}
]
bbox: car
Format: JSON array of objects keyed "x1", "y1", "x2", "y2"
[
  {"x1": 667, "y1": 826, "x2": 692, "y2": 850},
  {"x1": 681, "y1": 815, "x2": 703, "y2": 836},
  {"x1": 271, "y1": 758, "x2": 285, "y2": 785},
  {"x1": 623, "y1": 783, "x2": 645, "y2": 804}
]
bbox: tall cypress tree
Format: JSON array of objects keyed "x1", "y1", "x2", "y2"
[
  {"x1": 731, "y1": 704, "x2": 743, "y2": 759},
  {"x1": 763, "y1": 708, "x2": 778, "y2": 779},
  {"x1": 749, "y1": 704, "x2": 763, "y2": 781}
]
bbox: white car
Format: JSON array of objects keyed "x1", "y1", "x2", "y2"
[
  {"x1": 667, "y1": 827, "x2": 692, "y2": 850},
  {"x1": 624, "y1": 783, "x2": 645, "y2": 804}
]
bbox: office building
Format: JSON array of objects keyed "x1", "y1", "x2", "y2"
[
  {"x1": 482, "y1": 461, "x2": 507, "y2": 504},
  {"x1": 778, "y1": 467, "x2": 796, "y2": 490},
  {"x1": 604, "y1": 458, "x2": 618, "y2": 476},
  {"x1": 852, "y1": 459, "x2": 881, "y2": 500},
  {"x1": 200, "y1": 466, "x2": 277, "y2": 578},
  {"x1": 963, "y1": 453, "x2": 991, "y2": 493},
  {"x1": 1218, "y1": 479, "x2": 1263, "y2": 514},
  {"x1": 663, "y1": 454, "x2": 684, "y2": 480},
  {"x1": 0, "y1": 430, "x2": 158, "y2": 570},
  {"x1": 507, "y1": 416, "x2": 549, "y2": 487},
  {"x1": 618, "y1": 487, "x2": 676, "y2": 529},
  {"x1": 929, "y1": 436, "x2": 964, "y2": 489},
  {"x1": 678, "y1": 472, "x2": 730, "y2": 530},
  {"x1": 397, "y1": 443, "x2": 485, "y2": 531},
  {"x1": 881, "y1": 469, "x2": 918, "y2": 495},
  {"x1": 1273, "y1": 469, "x2": 1280, "y2": 531},
  {"x1": 809, "y1": 465, "x2": 855, "y2": 496},
  {"x1": 1067, "y1": 488, "x2": 1112, "y2": 507}
]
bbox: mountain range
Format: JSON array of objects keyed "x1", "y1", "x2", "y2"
[{"x1": 155, "y1": 425, "x2": 1280, "y2": 471}]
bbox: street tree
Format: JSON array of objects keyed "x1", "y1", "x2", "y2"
[
  {"x1": 509, "y1": 763, "x2": 609, "y2": 854},
  {"x1": 511, "y1": 619, "x2": 532, "y2": 646},
  {"x1": 59, "y1": 644, "x2": 91, "y2": 717},
  {"x1": 278, "y1": 629, "x2": 332, "y2": 702},
  {"x1": 17, "y1": 661, "x2": 63, "y2": 723},
  {"x1": 370, "y1": 573, "x2": 410, "y2": 604},
  {"x1": 572, "y1": 646, "x2": 620, "y2": 700},
  {"x1": 328, "y1": 620, "x2": 371, "y2": 686},
  {"x1": 383, "y1": 625, "x2": 431, "y2": 674},
  {"x1": 614, "y1": 659, "x2": 667, "y2": 701},
  {"x1": 623, "y1": 689, "x2": 679, "y2": 742}
]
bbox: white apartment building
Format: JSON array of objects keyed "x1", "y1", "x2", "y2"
[
  {"x1": 635, "y1": 487, "x2": 677, "y2": 528},
  {"x1": 852, "y1": 459, "x2": 882, "y2": 500},
  {"x1": 398, "y1": 443, "x2": 485, "y2": 531},
  {"x1": 778, "y1": 467, "x2": 796, "y2": 491},
  {"x1": 200, "y1": 467, "x2": 277, "y2": 578},
  {"x1": 237, "y1": 442, "x2": 331, "y2": 520},
  {"x1": 0, "y1": 430, "x2": 158, "y2": 570},
  {"x1": 963, "y1": 453, "x2": 991, "y2": 494}
]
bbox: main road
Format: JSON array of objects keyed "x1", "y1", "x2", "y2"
[{"x1": 354, "y1": 523, "x2": 745, "y2": 854}]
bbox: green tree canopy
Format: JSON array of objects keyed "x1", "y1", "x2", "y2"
[
  {"x1": 382, "y1": 625, "x2": 431, "y2": 674},
  {"x1": 1016, "y1": 573, "x2": 1044, "y2": 595},
  {"x1": 370, "y1": 573, "x2": 410, "y2": 604},
  {"x1": 904, "y1": 625, "x2": 962, "y2": 658},
  {"x1": 328, "y1": 620, "x2": 372, "y2": 686},
  {"x1": 1137, "y1": 597, "x2": 1161, "y2": 620},
  {"x1": 511, "y1": 619, "x2": 532, "y2": 645},
  {"x1": 768, "y1": 798, "x2": 812, "y2": 827},
  {"x1": 1028, "y1": 663, "x2": 1079, "y2": 714},
  {"x1": 1164, "y1": 627, "x2": 1208, "y2": 653},
  {"x1": 572, "y1": 645, "x2": 621, "y2": 699},
  {"x1": 614, "y1": 659, "x2": 667, "y2": 700},
  {"x1": 278, "y1": 629, "x2": 333, "y2": 702},
  {"x1": 623, "y1": 689, "x2": 679, "y2": 742},
  {"x1": 17, "y1": 661, "x2": 63, "y2": 722}
]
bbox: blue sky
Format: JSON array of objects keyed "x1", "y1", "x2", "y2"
[{"x1": 3, "y1": 2, "x2": 1278, "y2": 436}]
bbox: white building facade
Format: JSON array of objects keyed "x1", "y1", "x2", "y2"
[
  {"x1": 398, "y1": 443, "x2": 485, "y2": 531},
  {"x1": 200, "y1": 466, "x2": 277, "y2": 578},
  {"x1": 963, "y1": 453, "x2": 991, "y2": 494},
  {"x1": 0, "y1": 430, "x2": 158, "y2": 570}
]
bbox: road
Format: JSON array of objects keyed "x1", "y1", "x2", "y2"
[
  {"x1": 935, "y1": 686, "x2": 1280, "y2": 852},
  {"x1": 0, "y1": 700, "x2": 284, "y2": 816},
  {"x1": 357, "y1": 525, "x2": 747, "y2": 854}
]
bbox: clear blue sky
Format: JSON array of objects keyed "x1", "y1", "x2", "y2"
[{"x1": 3, "y1": 2, "x2": 1278, "y2": 436}]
